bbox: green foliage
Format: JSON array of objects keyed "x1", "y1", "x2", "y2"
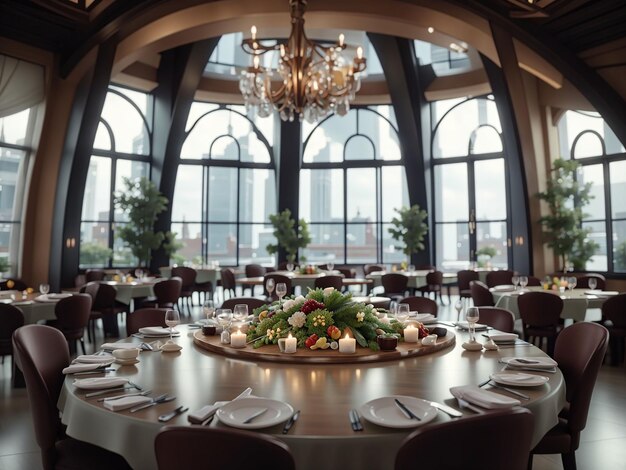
[
  {"x1": 537, "y1": 158, "x2": 598, "y2": 271},
  {"x1": 388, "y1": 205, "x2": 429, "y2": 257},
  {"x1": 79, "y1": 242, "x2": 112, "y2": 266},
  {"x1": 476, "y1": 246, "x2": 497, "y2": 258},
  {"x1": 266, "y1": 209, "x2": 312, "y2": 263},
  {"x1": 113, "y1": 177, "x2": 178, "y2": 267},
  {"x1": 0, "y1": 257, "x2": 10, "y2": 275},
  {"x1": 614, "y1": 240, "x2": 626, "y2": 271}
]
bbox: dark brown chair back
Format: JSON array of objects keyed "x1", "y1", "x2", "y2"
[
  {"x1": 425, "y1": 270, "x2": 443, "y2": 287},
  {"x1": 363, "y1": 264, "x2": 385, "y2": 275},
  {"x1": 54, "y1": 294, "x2": 92, "y2": 339},
  {"x1": 0, "y1": 278, "x2": 28, "y2": 291},
  {"x1": 221, "y1": 297, "x2": 267, "y2": 311},
  {"x1": 85, "y1": 269, "x2": 106, "y2": 282},
  {"x1": 314, "y1": 275, "x2": 343, "y2": 290},
  {"x1": 264, "y1": 273, "x2": 292, "y2": 300},
  {"x1": 381, "y1": 273, "x2": 408, "y2": 297},
  {"x1": 245, "y1": 264, "x2": 266, "y2": 277},
  {"x1": 395, "y1": 408, "x2": 534, "y2": 470},
  {"x1": 602, "y1": 293, "x2": 626, "y2": 328},
  {"x1": 470, "y1": 280, "x2": 494, "y2": 307},
  {"x1": 0, "y1": 303, "x2": 24, "y2": 355},
  {"x1": 518, "y1": 291, "x2": 563, "y2": 328},
  {"x1": 457, "y1": 270, "x2": 479, "y2": 294},
  {"x1": 526, "y1": 276, "x2": 542, "y2": 286},
  {"x1": 414, "y1": 264, "x2": 435, "y2": 271},
  {"x1": 171, "y1": 266, "x2": 197, "y2": 292},
  {"x1": 92, "y1": 283, "x2": 117, "y2": 311},
  {"x1": 398, "y1": 296, "x2": 438, "y2": 316},
  {"x1": 485, "y1": 270, "x2": 515, "y2": 287},
  {"x1": 336, "y1": 267, "x2": 356, "y2": 278},
  {"x1": 153, "y1": 278, "x2": 182, "y2": 307},
  {"x1": 477, "y1": 307, "x2": 515, "y2": 333},
  {"x1": 575, "y1": 273, "x2": 606, "y2": 290},
  {"x1": 126, "y1": 308, "x2": 168, "y2": 336},
  {"x1": 155, "y1": 426, "x2": 295, "y2": 470},
  {"x1": 220, "y1": 268, "x2": 237, "y2": 297}
]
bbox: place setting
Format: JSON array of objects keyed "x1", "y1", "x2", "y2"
[
  {"x1": 358, "y1": 395, "x2": 438, "y2": 429},
  {"x1": 499, "y1": 356, "x2": 558, "y2": 373}
]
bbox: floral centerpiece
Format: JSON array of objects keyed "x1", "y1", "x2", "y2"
[
  {"x1": 246, "y1": 288, "x2": 428, "y2": 351},
  {"x1": 298, "y1": 264, "x2": 319, "y2": 275},
  {"x1": 542, "y1": 276, "x2": 569, "y2": 291}
]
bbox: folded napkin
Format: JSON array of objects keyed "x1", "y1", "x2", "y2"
[
  {"x1": 138, "y1": 326, "x2": 174, "y2": 336},
  {"x1": 73, "y1": 377, "x2": 128, "y2": 390},
  {"x1": 414, "y1": 313, "x2": 435, "y2": 322},
  {"x1": 103, "y1": 395, "x2": 153, "y2": 412},
  {"x1": 63, "y1": 363, "x2": 111, "y2": 374},
  {"x1": 101, "y1": 342, "x2": 142, "y2": 350},
  {"x1": 485, "y1": 333, "x2": 519, "y2": 342},
  {"x1": 450, "y1": 385, "x2": 520, "y2": 409},
  {"x1": 502, "y1": 356, "x2": 557, "y2": 369},
  {"x1": 188, "y1": 388, "x2": 254, "y2": 423},
  {"x1": 48, "y1": 293, "x2": 72, "y2": 299},
  {"x1": 74, "y1": 353, "x2": 114, "y2": 364}
]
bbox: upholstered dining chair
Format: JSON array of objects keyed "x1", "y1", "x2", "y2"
[
  {"x1": 264, "y1": 273, "x2": 292, "y2": 301},
  {"x1": 84, "y1": 269, "x2": 106, "y2": 283},
  {"x1": 477, "y1": 306, "x2": 515, "y2": 333},
  {"x1": 126, "y1": 308, "x2": 168, "y2": 336},
  {"x1": 220, "y1": 268, "x2": 237, "y2": 300},
  {"x1": 456, "y1": 269, "x2": 479, "y2": 300},
  {"x1": 363, "y1": 264, "x2": 385, "y2": 275},
  {"x1": 381, "y1": 273, "x2": 409, "y2": 302},
  {"x1": 0, "y1": 278, "x2": 29, "y2": 291},
  {"x1": 139, "y1": 277, "x2": 182, "y2": 310},
  {"x1": 469, "y1": 280, "x2": 494, "y2": 307},
  {"x1": 529, "y1": 322, "x2": 609, "y2": 470},
  {"x1": 398, "y1": 296, "x2": 438, "y2": 316},
  {"x1": 52, "y1": 293, "x2": 92, "y2": 355},
  {"x1": 575, "y1": 273, "x2": 606, "y2": 290},
  {"x1": 12, "y1": 325, "x2": 132, "y2": 470},
  {"x1": 82, "y1": 282, "x2": 121, "y2": 342},
  {"x1": 220, "y1": 297, "x2": 267, "y2": 311},
  {"x1": 0, "y1": 303, "x2": 24, "y2": 383},
  {"x1": 395, "y1": 408, "x2": 534, "y2": 470},
  {"x1": 518, "y1": 291, "x2": 563, "y2": 357},
  {"x1": 601, "y1": 293, "x2": 626, "y2": 366},
  {"x1": 243, "y1": 264, "x2": 266, "y2": 296},
  {"x1": 485, "y1": 269, "x2": 515, "y2": 287},
  {"x1": 171, "y1": 266, "x2": 196, "y2": 314},
  {"x1": 155, "y1": 426, "x2": 295, "y2": 470},
  {"x1": 415, "y1": 271, "x2": 444, "y2": 303},
  {"x1": 314, "y1": 275, "x2": 344, "y2": 291},
  {"x1": 526, "y1": 275, "x2": 542, "y2": 286},
  {"x1": 335, "y1": 266, "x2": 356, "y2": 278}
]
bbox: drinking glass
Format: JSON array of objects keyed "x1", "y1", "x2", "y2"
[
  {"x1": 217, "y1": 309, "x2": 233, "y2": 344},
  {"x1": 276, "y1": 283, "x2": 287, "y2": 307},
  {"x1": 233, "y1": 304, "x2": 249, "y2": 323},
  {"x1": 519, "y1": 276, "x2": 528, "y2": 290},
  {"x1": 511, "y1": 275, "x2": 520, "y2": 290},
  {"x1": 266, "y1": 278, "x2": 275, "y2": 299},
  {"x1": 588, "y1": 277, "x2": 597, "y2": 291},
  {"x1": 454, "y1": 299, "x2": 464, "y2": 321},
  {"x1": 164, "y1": 309, "x2": 180, "y2": 341},
  {"x1": 408, "y1": 264, "x2": 415, "y2": 273},
  {"x1": 286, "y1": 263, "x2": 294, "y2": 272},
  {"x1": 388, "y1": 301, "x2": 398, "y2": 316},
  {"x1": 465, "y1": 307, "x2": 480, "y2": 342},
  {"x1": 203, "y1": 299, "x2": 215, "y2": 324},
  {"x1": 567, "y1": 276, "x2": 577, "y2": 292},
  {"x1": 327, "y1": 262, "x2": 334, "y2": 272},
  {"x1": 135, "y1": 268, "x2": 144, "y2": 280},
  {"x1": 396, "y1": 303, "x2": 410, "y2": 324},
  {"x1": 39, "y1": 283, "x2": 50, "y2": 295}
]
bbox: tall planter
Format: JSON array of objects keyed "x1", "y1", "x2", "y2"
[{"x1": 388, "y1": 205, "x2": 429, "y2": 265}]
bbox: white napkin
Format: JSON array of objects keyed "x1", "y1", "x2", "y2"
[
  {"x1": 502, "y1": 356, "x2": 557, "y2": 369},
  {"x1": 485, "y1": 333, "x2": 519, "y2": 342},
  {"x1": 74, "y1": 353, "x2": 114, "y2": 364},
  {"x1": 138, "y1": 326, "x2": 173, "y2": 336},
  {"x1": 101, "y1": 342, "x2": 142, "y2": 350},
  {"x1": 413, "y1": 313, "x2": 435, "y2": 322},
  {"x1": 48, "y1": 293, "x2": 72, "y2": 299},
  {"x1": 73, "y1": 377, "x2": 128, "y2": 390},
  {"x1": 450, "y1": 385, "x2": 520, "y2": 409},
  {"x1": 63, "y1": 363, "x2": 111, "y2": 374},
  {"x1": 103, "y1": 395, "x2": 153, "y2": 412},
  {"x1": 188, "y1": 388, "x2": 253, "y2": 423}
]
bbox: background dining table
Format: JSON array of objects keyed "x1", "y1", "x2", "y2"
[{"x1": 58, "y1": 327, "x2": 565, "y2": 470}]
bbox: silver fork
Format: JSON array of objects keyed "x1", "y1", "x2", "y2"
[
  {"x1": 480, "y1": 379, "x2": 530, "y2": 400},
  {"x1": 98, "y1": 390, "x2": 152, "y2": 402}
]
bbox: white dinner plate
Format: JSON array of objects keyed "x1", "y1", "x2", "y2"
[
  {"x1": 500, "y1": 356, "x2": 557, "y2": 369},
  {"x1": 490, "y1": 372, "x2": 549, "y2": 387},
  {"x1": 455, "y1": 322, "x2": 489, "y2": 331},
  {"x1": 72, "y1": 377, "x2": 128, "y2": 390},
  {"x1": 491, "y1": 285, "x2": 516, "y2": 292},
  {"x1": 359, "y1": 395, "x2": 437, "y2": 429},
  {"x1": 216, "y1": 397, "x2": 294, "y2": 430},
  {"x1": 137, "y1": 327, "x2": 180, "y2": 337},
  {"x1": 408, "y1": 313, "x2": 436, "y2": 324},
  {"x1": 48, "y1": 293, "x2": 73, "y2": 299}
]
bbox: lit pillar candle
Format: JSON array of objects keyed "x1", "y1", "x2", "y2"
[
  {"x1": 404, "y1": 325, "x2": 419, "y2": 343},
  {"x1": 285, "y1": 333, "x2": 297, "y2": 353},
  {"x1": 339, "y1": 334, "x2": 356, "y2": 354},
  {"x1": 230, "y1": 330, "x2": 246, "y2": 348}
]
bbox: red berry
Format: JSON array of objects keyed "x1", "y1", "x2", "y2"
[{"x1": 301, "y1": 299, "x2": 325, "y2": 314}]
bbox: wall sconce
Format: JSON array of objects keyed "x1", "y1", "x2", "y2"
[
  {"x1": 515, "y1": 236, "x2": 525, "y2": 246},
  {"x1": 65, "y1": 237, "x2": 76, "y2": 248}
]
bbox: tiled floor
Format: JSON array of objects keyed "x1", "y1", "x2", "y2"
[{"x1": 1, "y1": 298, "x2": 624, "y2": 470}]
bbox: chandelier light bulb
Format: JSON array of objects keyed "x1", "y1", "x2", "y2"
[
  {"x1": 251, "y1": 25, "x2": 257, "y2": 40},
  {"x1": 357, "y1": 46, "x2": 363, "y2": 59},
  {"x1": 339, "y1": 33, "x2": 345, "y2": 47},
  {"x1": 253, "y1": 55, "x2": 260, "y2": 69}
]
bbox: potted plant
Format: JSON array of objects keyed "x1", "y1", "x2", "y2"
[
  {"x1": 614, "y1": 240, "x2": 626, "y2": 272},
  {"x1": 266, "y1": 209, "x2": 311, "y2": 264},
  {"x1": 388, "y1": 205, "x2": 429, "y2": 266},
  {"x1": 537, "y1": 158, "x2": 598, "y2": 272},
  {"x1": 79, "y1": 242, "x2": 113, "y2": 267},
  {"x1": 114, "y1": 177, "x2": 180, "y2": 268},
  {"x1": 476, "y1": 246, "x2": 497, "y2": 268},
  {"x1": 0, "y1": 257, "x2": 10, "y2": 278}
]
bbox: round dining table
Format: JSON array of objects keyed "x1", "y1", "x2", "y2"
[{"x1": 58, "y1": 327, "x2": 565, "y2": 470}]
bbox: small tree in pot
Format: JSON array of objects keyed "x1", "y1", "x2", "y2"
[
  {"x1": 266, "y1": 209, "x2": 311, "y2": 264},
  {"x1": 388, "y1": 205, "x2": 429, "y2": 266}
]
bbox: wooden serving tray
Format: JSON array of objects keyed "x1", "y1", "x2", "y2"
[{"x1": 193, "y1": 329, "x2": 456, "y2": 364}]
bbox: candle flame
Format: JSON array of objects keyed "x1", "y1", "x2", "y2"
[
  {"x1": 344, "y1": 333, "x2": 350, "y2": 339},
  {"x1": 288, "y1": 333, "x2": 293, "y2": 339}
]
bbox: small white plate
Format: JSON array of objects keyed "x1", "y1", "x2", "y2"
[
  {"x1": 455, "y1": 322, "x2": 489, "y2": 331},
  {"x1": 48, "y1": 293, "x2": 73, "y2": 299},
  {"x1": 138, "y1": 327, "x2": 180, "y2": 337},
  {"x1": 359, "y1": 395, "x2": 437, "y2": 428},
  {"x1": 490, "y1": 372, "x2": 549, "y2": 387},
  {"x1": 500, "y1": 356, "x2": 557, "y2": 369},
  {"x1": 491, "y1": 285, "x2": 516, "y2": 292},
  {"x1": 72, "y1": 377, "x2": 128, "y2": 390},
  {"x1": 114, "y1": 358, "x2": 140, "y2": 366},
  {"x1": 216, "y1": 398, "x2": 293, "y2": 430},
  {"x1": 408, "y1": 313, "x2": 436, "y2": 324}
]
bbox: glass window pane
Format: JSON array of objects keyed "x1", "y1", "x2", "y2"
[
  {"x1": 0, "y1": 222, "x2": 18, "y2": 274},
  {"x1": 613, "y1": 220, "x2": 626, "y2": 272},
  {"x1": 82, "y1": 156, "x2": 111, "y2": 221},
  {"x1": 347, "y1": 168, "x2": 376, "y2": 221},
  {"x1": 0, "y1": 109, "x2": 30, "y2": 145},
  {"x1": 208, "y1": 223, "x2": 237, "y2": 265},
  {"x1": 347, "y1": 223, "x2": 377, "y2": 263},
  {"x1": 436, "y1": 223, "x2": 469, "y2": 271},
  {"x1": 110, "y1": 85, "x2": 150, "y2": 117},
  {"x1": 358, "y1": 108, "x2": 401, "y2": 161},
  {"x1": 579, "y1": 164, "x2": 605, "y2": 220},
  {"x1": 80, "y1": 222, "x2": 111, "y2": 268},
  {"x1": 558, "y1": 110, "x2": 625, "y2": 157},
  {"x1": 208, "y1": 167, "x2": 237, "y2": 222},
  {"x1": 172, "y1": 165, "x2": 203, "y2": 222},
  {"x1": 114, "y1": 160, "x2": 149, "y2": 222},
  {"x1": 112, "y1": 223, "x2": 137, "y2": 267},
  {"x1": 382, "y1": 222, "x2": 406, "y2": 264},
  {"x1": 381, "y1": 166, "x2": 409, "y2": 222},
  {"x1": 610, "y1": 161, "x2": 626, "y2": 219},
  {"x1": 239, "y1": 169, "x2": 276, "y2": 222},
  {"x1": 475, "y1": 159, "x2": 506, "y2": 220},
  {"x1": 186, "y1": 102, "x2": 220, "y2": 132},
  {"x1": 93, "y1": 122, "x2": 112, "y2": 151},
  {"x1": 434, "y1": 163, "x2": 468, "y2": 222},
  {"x1": 476, "y1": 222, "x2": 507, "y2": 269},
  {"x1": 573, "y1": 132, "x2": 604, "y2": 159},
  {"x1": 299, "y1": 169, "x2": 343, "y2": 222},
  {"x1": 101, "y1": 92, "x2": 150, "y2": 155},
  {"x1": 303, "y1": 112, "x2": 356, "y2": 163},
  {"x1": 344, "y1": 135, "x2": 375, "y2": 160},
  {"x1": 171, "y1": 222, "x2": 202, "y2": 265},
  {"x1": 470, "y1": 126, "x2": 502, "y2": 154},
  {"x1": 238, "y1": 223, "x2": 275, "y2": 266},
  {"x1": 0, "y1": 149, "x2": 25, "y2": 222},
  {"x1": 302, "y1": 224, "x2": 344, "y2": 263},
  {"x1": 583, "y1": 221, "x2": 607, "y2": 271}
]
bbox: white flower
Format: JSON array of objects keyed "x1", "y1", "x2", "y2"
[
  {"x1": 294, "y1": 295, "x2": 306, "y2": 304},
  {"x1": 282, "y1": 299, "x2": 295, "y2": 311},
  {"x1": 323, "y1": 287, "x2": 335, "y2": 296},
  {"x1": 288, "y1": 311, "x2": 306, "y2": 328},
  {"x1": 380, "y1": 315, "x2": 390, "y2": 324},
  {"x1": 356, "y1": 311, "x2": 365, "y2": 322}
]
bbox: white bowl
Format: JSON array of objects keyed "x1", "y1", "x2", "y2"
[{"x1": 112, "y1": 348, "x2": 141, "y2": 360}]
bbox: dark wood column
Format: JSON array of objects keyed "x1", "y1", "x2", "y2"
[
  {"x1": 52, "y1": 41, "x2": 116, "y2": 290},
  {"x1": 368, "y1": 34, "x2": 435, "y2": 266},
  {"x1": 150, "y1": 39, "x2": 218, "y2": 272}
]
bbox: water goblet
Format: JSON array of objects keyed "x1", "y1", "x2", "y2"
[
  {"x1": 388, "y1": 301, "x2": 398, "y2": 316},
  {"x1": 39, "y1": 283, "x2": 50, "y2": 295},
  {"x1": 465, "y1": 307, "x2": 480, "y2": 342},
  {"x1": 567, "y1": 276, "x2": 577, "y2": 292},
  {"x1": 408, "y1": 264, "x2": 416, "y2": 273},
  {"x1": 588, "y1": 277, "x2": 597, "y2": 291},
  {"x1": 519, "y1": 276, "x2": 528, "y2": 290},
  {"x1": 135, "y1": 268, "x2": 144, "y2": 280},
  {"x1": 276, "y1": 282, "x2": 287, "y2": 307},
  {"x1": 164, "y1": 309, "x2": 180, "y2": 341},
  {"x1": 217, "y1": 309, "x2": 233, "y2": 344},
  {"x1": 266, "y1": 278, "x2": 275, "y2": 299},
  {"x1": 203, "y1": 299, "x2": 215, "y2": 324},
  {"x1": 454, "y1": 299, "x2": 464, "y2": 321},
  {"x1": 511, "y1": 275, "x2": 520, "y2": 291},
  {"x1": 233, "y1": 304, "x2": 249, "y2": 323},
  {"x1": 286, "y1": 263, "x2": 295, "y2": 272},
  {"x1": 396, "y1": 303, "x2": 410, "y2": 324},
  {"x1": 327, "y1": 261, "x2": 334, "y2": 272}
]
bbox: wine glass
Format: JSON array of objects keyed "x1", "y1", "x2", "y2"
[
  {"x1": 511, "y1": 275, "x2": 520, "y2": 291},
  {"x1": 465, "y1": 307, "x2": 480, "y2": 342},
  {"x1": 454, "y1": 299, "x2": 464, "y2": 321},
  {"x1": 408, "y1": 264, "x2": 415, "y2": 273},
  {"x1": 388, "y1": 301, "x2": 398, "y2": 316},
  {"x1": 519, "y1": 276, "x2": 528, "y2": 290},
  {"x1": 217, "y1": 309, "x2": 233, "y2": 344},
  {"x1": 164, "y1": 309, "x2": 180, "y2": 341},
  {"x1": 266, "y1": 278, "x2": 275, "y2": 300},
  {"x1": 233, "y1": 304, "x2": 249, "y2": 323},
  {"x1": 396, "y1": 303, "x2": 410, "y2": 324},
  {"x1": 135, "y1": 268, "x2": 144, "y2": 280},
  {"x1": 286, "y1": 263, "x2": 294, "y2": 272},
  {"x1": 567, "y1": 276, "x2": 577, "y2": 292},
  {"x1": 327, "y1": 261, "x2": 334, "y2": 272},
  {"x1": 203, "y1": 299, "x2": 215, "y2": 324},
  {"x1": 276, "y1": 282, "x2": 287, "y2": 307},
  {"x1": 588, "y1": 277, "x2": 597, "y2": 291},
  {"x1": 39, "y1": 283, "x2": 50, "y2": 295}
]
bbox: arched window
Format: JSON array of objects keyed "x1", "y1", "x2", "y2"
[
  {"x1": 431, "y1": 96, "x2": 509, "y2": 270},
  {"x1": 173, "y1": 104, "x2": 276, "y2": 266},
  {"x1": 80, "y1": 85, "x2": 152, "y2": 268},
  {"x1": 300, "y1": 106, "x2": 408, "y2": 264},
  {"x1": 557, "y1": 110, "x2": 626, "y2": 273}
]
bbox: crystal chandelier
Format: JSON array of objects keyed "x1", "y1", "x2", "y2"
[{"x1": 239, "y1": 0, "x2": 367, "y2": 123}]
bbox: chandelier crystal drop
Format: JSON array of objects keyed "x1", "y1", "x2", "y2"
[{"x1": 239, "y1": 0, "x2": 367, "y2": 123}]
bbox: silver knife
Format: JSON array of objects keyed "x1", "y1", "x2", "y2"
[
  {"x1": 85, "y1": 385, "x2": 132, "y2": 398},
  {"x1": 130, "y1": 394, "x2": 174, "y2": 412},
  {"x1": 394, "y1": 399, "x2": 421, "y2": 420},
  {"x1": 282, "y1": 410, "x2": 300, "y2": 434},
  {"x1": 158, "y1": 405, "x2": 189, "y2": 422},
  {"x1": 426, "y1": 401, "x2": 462, "y2": 418},
  {"x1": 242, "y1": 407, "x2": 268, "y2": 424}
]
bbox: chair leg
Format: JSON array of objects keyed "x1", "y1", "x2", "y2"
[
  {"x1": 80, "y1": 338, "x2": 86, "y2": 355},
  {"x1": 561, "y1": 451, "x2": 577, "y2": 470},
  {"x1": 527, "y1": 454, "x2": 533, "y2": 470}
]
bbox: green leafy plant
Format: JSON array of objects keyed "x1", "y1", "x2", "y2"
[
  {"x1": 614, "y1": 240, "x2": 626, "y2": 272},
  {"x1": 476, "y1": 246, "x2": 498, "y2": 268},
  {"x1": 266, "y1": 209, "x2": 311, "y2": 263},
  {"x1": 537, "y1": 158, "x2": 598, "y2": 272},
  {"x1": 388, "y1": 205, "x2": 429, "y2": 258},
  {"x1": 0, "y1": 257, "x2": 10, "y2": 276},
  {"x1": 114, "y1": 177, "x2": 179, "y2": 267},
  {"x1": 79, "y1": 242, "x2": 113, "y2": 266}
]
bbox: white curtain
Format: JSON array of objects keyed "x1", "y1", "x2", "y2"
[{"x1": 0, "y1": 54, "x2": 44, "y2": 118}]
